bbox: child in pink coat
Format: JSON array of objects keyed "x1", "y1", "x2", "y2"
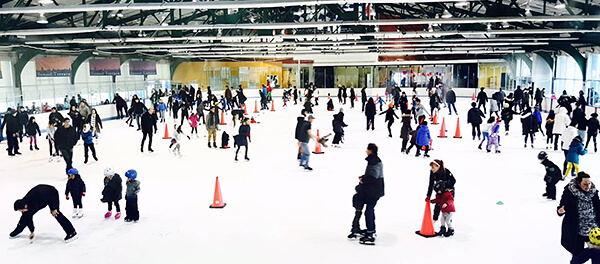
[{"x1": 188, "y1": 113, "x2": 200, "y2": 138}]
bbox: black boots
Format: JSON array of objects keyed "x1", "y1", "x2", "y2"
[{"x1": 436, "y1": 226, "x2": 447, "y2": 236}]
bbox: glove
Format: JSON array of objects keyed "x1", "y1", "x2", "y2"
[
  {"x1": 82, "y1": 192, "x2": 85, "y2": 196},
  {"x1": 425, "y1": 197, "x2": 430, "y2": 202},
  {"x1": 66, "y1": 195, "x2": 69, "y2": 200}
]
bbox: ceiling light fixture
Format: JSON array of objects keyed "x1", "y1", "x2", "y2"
[
  {"x1": 487, "y1": 23, "x2": 492, "y2": 30},
  {"x1": 161, "y1": 22, "x2": 169, "y2": 27},
  {"x1": 441, "y1": 10, "x2": 453, "y2": 19},
  {"x1": 428, "y1": 24, "x2": 434, "y2": 32},
  {"x1": 117, "y1": 12, "x2": 124, "y2": 18},
  {"x1": 454, "y1": 1, "x2": 469, "y2": 7},
  {"x1": 37, "y1": 13, "x2": 48, "y2": 24},
  {"x1": 555, "y1": 2, "x2": 566, "y2": 9},
  {"x1": 38, "y1": 0, "x2": 53, "y2": 4},
  {"x1": 502, "y1": 21, "x2": 510, "y2": 28}
]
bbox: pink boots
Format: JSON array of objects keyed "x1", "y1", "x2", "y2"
[{"x1": 104, "y1": 211, "x2": 112, "y2": 218}]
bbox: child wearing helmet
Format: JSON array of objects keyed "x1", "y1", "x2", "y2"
[
  {"x1": 101, "y1": 167, "x2": 122, "y2": 220},
  {"x1": 65, "y1": 168, "x2": 86, "y2": 218},
  {"x1": 570, "y1": 228, "x2": 600, "y2": 264},
  {"x1": 124, "y1": 170, "x2": 140, "y2": 222},
  {"x1": 430, "y1": 181, "x2": 455, "y2": 237},
  {"x1": 538, "y1": 151, "x2": 562, "y2": 200}
]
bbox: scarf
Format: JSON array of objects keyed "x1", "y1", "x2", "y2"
[{"x1": 568, "y1": 180, "x2": 599, "y2": 236}]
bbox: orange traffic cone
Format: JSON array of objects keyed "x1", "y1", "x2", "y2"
[
  {"x1": 432, "y1": 112, "x2": 438, "y2": 125},
  {"x1": 313, "y1": 130, "x2": 324, "y2": 154},
  {"x1": 355, "y1": 95, "x2": 358, "y2": 102},
  {"x1": 219, "y1": 110, "x2": 227, "y2": 125},
  {"x1": 242, "y1": 105, "x2": 248, "y2": 115},
  {"x1": 453, "y1": 118, "x2": 462, "y2": 138},
  {"x1": 209, "y1": 177, "x2": 226, "y2": 209},
  {"x1": 415, "y1": 200, "x2": 436, "y2": 237},
  {"x1": 472, "y1": 92, "x2": 476, "y2": 101},
  {"x1": 162, "y1": 123, "x2": 171, "y2": 139},
  {"x1": 254, "y1": 101, "x2": 259, "y2": 113},
  {"x1": 438, "y1": 118, "x2": 447, "y2": 138},
  {"x1": 271, "y1": 100, "x2": 275, "y2": 112}
]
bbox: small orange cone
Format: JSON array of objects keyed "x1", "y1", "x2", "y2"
[
  {"x1": 209, "y1": 177, "x2": 226, "y2": 209},
  {"x1": 432, "y1": 112, "x2": 438, "y2": 125},
  {"x1": 472, "y1": 92, "x2": 476, "y2": 101},
  {"x1": 219, "y1": 110, "x2": 227, "y2": 125},
  {"x1": 271, "y1": 100, "x2": 275, "y2": 112},
  {"x1": 438, "y1": 118, "x2": 447, "y2": 138},
  {"x1": 254, "y1": 101, "x2": 259, "y2": 113},
  {"x1": 162, "y1": 123, "x2": 171, "y2": 139},
  {"x1": 313, "y1": 130, "x2": 324, "y2": 154},
  {"x1": 243, "y1": 105, "x2": 248, "y2": 115},
  {"x1": 355, "y1": 95, "x2": 358, "y2": 102},
  {"x1": 453, "y1": 118, "x2": 462, "y2": 138},
  {"x1": 415, "y1": 200, "x2": 437, "y2": 237}
]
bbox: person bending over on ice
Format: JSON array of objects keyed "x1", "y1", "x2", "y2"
[
  {"x1": 426, "y1": 160, "x2": 456, "y2": 224},
  {"x1": 538, "y1": 151, "x2": 561, "y2": 201},
  {"x1": 10, "y1": 185, "x2": 77, "y2": 242}
]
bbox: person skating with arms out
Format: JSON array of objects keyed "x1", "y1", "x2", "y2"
[
  {"x1": 169, "y1": 125, "x2": 190, "y2": 157},
  {"x1": 101, "y1": 167, "x2": 123, "y2": 220},
  {"x1": 124, "y1": 170, "x2": 141, "y2": 222},
  {"x1": 65, "y1": 168, "x2": 86, "y2": 218},
  {"x1": 379, "y1": 103, "x2": 399, "y2": 138}
]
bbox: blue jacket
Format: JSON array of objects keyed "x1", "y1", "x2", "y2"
[
  {"x1": 81, "y1": 131, "x2": 94, "y2": 145},
  {"x1": 566, "y1": 140, "x2": 587, "y2": 163},
  {"x1": 416, "y1": 125, "x2": 431, "y2": 146},
  {"x1": 534, "y1": 110, "x2": 543, "y2": 123},
  {"x1": 158, "y1": 103, "x2": 167, "y2": 111}
]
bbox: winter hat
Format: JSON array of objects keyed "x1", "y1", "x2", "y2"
[
  {"x1": 14, "y1": 199, "x2": 26, "y2": 211},
  {"x1": 103, "y1": 167, "x2": 115, "y2": 177},
  {"x1": 67, "y1": 168, "x2": 79, "y2": 175},
  {"x1": 125, "y1": 170, "x2": 137, "y2": 179},
  {"x1": 592, "y1": 113, "x2": 599, "y2": 118},
  {"x1": 339, "y1": 108, "x2": 344, "y2": 113},
  {"x1": 537, "y1": 151, "x2": 548, "y2": 160},
  {"x1": 573, "y1": 136, "x2": 583, "y2": 142}
]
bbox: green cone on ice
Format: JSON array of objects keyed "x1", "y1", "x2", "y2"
[{"x1": 496, "y1": 201, "x2": 504, "y2": 205}]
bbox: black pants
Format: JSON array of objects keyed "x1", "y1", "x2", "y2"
[
  {"x1": 524, "y1": 133, "x2": 534, "y2": 144},
  {"x1": 387, "y1": 121, "x2": 394, "y2": 136},
  {"x1": 60, "y1": 148, "x2": 73, "y2": 172},
  {"x1": 416, "y1": 145, "x2": 429, "y2": 156},
  {"x1": 11, "y1": 210, "x2": 75, "y2": 237},
  {"x1": 235, "y1": 145, "x2": 248, "y2": 159},
  {"x1": 433, "y1": 190, "x2": 455, "y2": 221},
  {"x1": 191, "y1": 127, "x2": 198, "y2": 135},
  {"x1": 478, "y1": 102, "x2": 487, "y2": 113},
  {"x1": 7, "y1": 133, "x2": 19, "y2": 154},
  {"x1": 351, "y1": 193, "x2": 364, "y2": 232},
  {"x1": 417, "y1": 115, "x2": 426, "y2": 124},
  {"x1": 141, "y1": 132, "x2": 153, "y2": 150},
  {"x1": 350, "y1": 99, "x2": 355, "y2": 108},
  {"x1": 125, "y1": 197, "x2": 139, "y2": 221},
  {"x1": 84, "y1": 143, "x2": 97, "y2": 160},
  {"x1": 333, "y1": 132, "x2": 343, "y2": 144},
  {"x1": 471, "y1": 124, "x2": 481, "y2": 139},
  {"x1": 108, "y1": 200, "x2": 121, "y2": 212},
  {"x1": 406, "y1": 143, "x2": 416, "y2": 154},
  {"x1": 72, "y1": 194, "x2": 83, "y2": 208},
  {"x1": 48, "y1": 139, "x2": 59, "y2": 156},
  {"x1": 401, "y1": 139, "x2": 409, "y2": 151},
  {"x1": 366, "y1": 116, "x2": 375, "y2": 130},
  {"x1": 117, "y1": 107, "x2": 124, "y2": 119},
  {"x1": 554, "y1": 134, "x2": 561, "y2": 150},
  {"x1": 586, "y1": 134, "x2": 597, "y2": 150},
  {"x1": 504, "y1": 119, "x2": 511, "y2": 132},
  {"x1": 362, "y1": 100, "x2": 367, "y2": 112},
  {"x1": 546, "y1": 181, "x2": 557, "y2": 199},
  {"x1": 180, "y1": 113, "x2": 189, "y2": 126}
]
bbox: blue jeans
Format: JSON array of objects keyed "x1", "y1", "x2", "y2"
[
  {"x1": 300, "y1": 142, "x2": 310, "y2": 168},
  {"x1": 479, "y1": 132, "x2": 489, "y2": 148},
  {"x1": 365, "y1": 198, "x2": 379, "y2": 232}
]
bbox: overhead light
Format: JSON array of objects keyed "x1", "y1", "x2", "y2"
[
  {"x1": 555, "y1": 2, "x2": 566, "y2": 9},
  {"x1": 502, "y1": 21, "x2": 510, "y2": 28},
  {"x1": 37, "y1": 13, "x2": 48, "y2": 24},
  {"x1": 525, "y1": 8, "x2": 532, "y2": 16},
  {"x1": 249, "y1": 16, "x2": 255, "y2": 23},
  {"x1": 441, "y1": 10, "x2": 453, "y2": 19},
  {"x1": 161, "y1": 22, "x2": 169, "y2": 27},
  {"x1": 428, "y1": 24, "x2": 434, "y2": 32},
  {"x1": 217, "y1": 28, "x2": 222, "y2": 37},
  {"x1": 117, "y1": 12, "x2": 124, "y2": 18},
  {"x1": 454, "y1": 1, "x2": 469, "y2": 7},
  {"x1": 374, "y1": 25, "x2": 379, "y2": 32},
  {"x1": 38, "y1": 0, "x2": 53, "y2": 4},
  {"x1": 487, "y1": 23, "x2": 492, "y2": 31},
  {"x1": 137, "y1": 31, "x2": 145, "y2": 37}
]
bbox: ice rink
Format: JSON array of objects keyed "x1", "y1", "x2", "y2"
[{"x1": 1, "y1": 96, "x2": 596, "y2": 263}]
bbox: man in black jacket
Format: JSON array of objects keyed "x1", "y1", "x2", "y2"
[
  {"x1": 2, "y1": 108, "x2": 22, "y2": 156},
  {"x1": 132, "y1": 99, "x2": 147, "y2": 130},
  {"x1": 445, "y1": 87, "x2": 457, "y2": 115},
  {"x1": 17, "y1": 106, "x2": 29, "y2": 142},
  {"x1": 514, "y1": 86, "x2": 524, "y2": 112},
  {"x1": 11, "y1": 185, "x2": 77, "y2": 242},
  {"x1": 361, "y1": 87, "x2": 367, "y2": 112},
  {"x1": 48, "y1": 107, "x2": 65, "y2": 127},
  {"x1": 358, "y1": 143, "x2": 384, "y2": 244},
  {"x1": 112, "y1": 93, "x2": 128, "y2": 119},
  {"x1": 538, "y1": 151, "x2": 561, "y2": 200},
  {"x1": 140, "y1": 108, "x2": 158, "y2": 152},
  {"x1": 467, "y1": 102, "x2": 486, "y2": 140},
  {"x1": 54, "y1": 118, "x2": 79, "y2": 172},
  {"x1": 476, "y1": 87, "x2": 488, "y2": 114}
]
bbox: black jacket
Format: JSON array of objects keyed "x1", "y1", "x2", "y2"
[
  {"x1": 514, "y1": 88, "x2": 523, "y2": 100},
  {"x1": 54, "y1": 125, "x2": 79, "y2": 149},
  {"x1": 501, "y1": 108, "x2": 517, "y2": 122},
  {"x1": 427, "y1": 169, "x2": 456, "y2": 198},
  {"x1": 445, "y1": 90, "x2": 456, "y2": 104},
  {"x1": 49, "y1": 111, "x2": 65, "y2": 126},
  {"x1": 361, "y1": 154, "x2": 385, "y2": 200},
  {"x1": 379, "y1": 108, "x2": 399, "y2": 122},
  {"x1": 65, "y1": 174, "x2": 86, "y2": 197},
  {"x1": 12, "y1": 185, "x2": 61, "y2": 233},
  {"x1": 141, "y1": 112, "x2": 158, "y2": 133},
  {"x1": 17, "y1": 111, "x2": 29, "y2": 126},
  {"x1": 132, "y1": 101, "x2": 147, "y2": 115},
  {"x1": 3, "y1": 114, "x2": 20, "y2": 134},
  {"x1": 558, "y1": 182, "x2": 600, "y2": 255},
  {"x1": 332, "y1": 112, "x2": 347, "y2": 133},
  {"x1": 113, "y1": 95, "x2": 127, "y2": 108},
  {"x1": 365, "y1": 101, "x2": 376, "y2": 117},
  {"x1": 572, "y1": 108, "x2": 587, "y2": 130},
  {"x1": 361, "y1": 88, "x2": 367, "y2": 102},
  {"x1": 400, "y1": 115, "x2": 413, "y2": 140},
  {"x1": 295, "y1": 116, "x2": 306, "y2": 140},
  {"x1": 102, "y1": 174, "x2": 123, "y2": 202},
  {"x1": 476, "y1": 91, "x2": 488, "y2": 104},
  {"x1": 542, "y1": 159, "x2": 562, "y2": 184},
  {"x1": 588, "y1": 118, "x2": 599, "y2": 136},
  {"x1": 25, "y1": 122, "x2": 41, "y2": 136},
  {"x1": 467, "y1": 107, "x2": 485, "y2": 125}
]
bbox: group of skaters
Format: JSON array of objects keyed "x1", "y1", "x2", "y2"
[{"x1": 1, "y1": 100, "x2": 103, "y2": 171}]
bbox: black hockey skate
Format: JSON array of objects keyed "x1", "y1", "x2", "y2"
[
  {"x1": 347, "y1": 229, "x2": 366, "y2": 239},
  {"x1": 359, "y1": 232, "x2": 376, "y2": 245},
  {"x1": 443, "y1": 228, "x2": 454, "y2": 237},
  {"x1": 436, "y1": 226, "x2": 446, "y2": 236},
  {"x1": 64, "y1": 232, "x2": 78, "y2": 243}
]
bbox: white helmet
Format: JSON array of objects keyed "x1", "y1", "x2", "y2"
[{"x1": 103, "y1": 167, "x2": 115, "y2": 177}]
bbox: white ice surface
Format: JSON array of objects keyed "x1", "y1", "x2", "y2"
[{"x1": 0, "y1": 97, "x2": 597, "y2": 264}]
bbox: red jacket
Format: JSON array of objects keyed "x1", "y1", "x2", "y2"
[{"x1": 431, "y1": 191, "x2": 455, "y2": 213}]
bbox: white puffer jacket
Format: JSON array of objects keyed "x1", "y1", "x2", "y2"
[{"x1": 553, "y1": 107, "x2": 571, "y2": 135}]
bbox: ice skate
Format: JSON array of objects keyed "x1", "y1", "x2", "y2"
[
  {"x1": 443, "y1": 228, "x2": 454, "y2": 237},
  {"x1": 436, "y1": 226, "x2": 446, "y2": 236},
  {"x1": 77, "y1": 209, "x2": 84, "y2": 218},
  {"x1": 348, "y1": 229, "x2": 366, "y2": 239},
  {"x1": 359, "y1": 232, "x2": 376, "y2": 245},
  {"x1": 104, "y1": 211, "x2": 112, "y2": 218},
  {"x1": 64, "y1": 232, "x2": 78, "y2": 243},
  {"x1": 72, "y1": 208, "x2": 78, "y2": 218},
  {"x1": 34, "y1": 145, "x2": 39, "y2": 150},
  {"x1": 115, "y1": 212, "x2": 121, "y2": 219}
]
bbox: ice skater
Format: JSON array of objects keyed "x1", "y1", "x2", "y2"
[
  {"x1": 170, "y1": 125, "x2": 190, "y2": 157},
  {"x1": 564, "y1": 136, "x2": 587, "y2": 180},
  {"x1": 379, "y1": 103, "x2": 399, "y2": 138},
  {"x1": 365, "y1": 98, "x2": 376, "y2": 130},
  {"x1": 158, "y1": 99, "x2": 167, "y2": 123},
  {"x1": 124, "y1": 170, "x2": 140, "y2": 222},
  {"x1": 81, "y1": 124, "x2": 98, "y2": 164},
  {"x1": 25, "y1": 117, "x2": 41, "y2": 151},
  {"x1": 478, "y1": 117, "x2": 494, "y2": 150},
  {"x1": 538, "y1": 151, "x2": 561, "y2": 200},
  {"x1": 405, "y1": 124, "x2": 420, "y2": 155},
  {"x1": 11, "y1": 185, "x2": 77, "y2": 242},
  {"x1": 415, "y1": 121, "x2": 431, "y2": 158},
  {"x1": 65, "y1": 168, "x2": 86, "y2": 218},
  {"x1": 400, "y1": 110, "x2": 413, "y2": 152},
  {"x1": 426, "y1": 160, "x2": 456, "y2": 224},
  {"x1": 46, "y1": 121, "x2": 60, "y2": 161},
  {"x1": 206, "y1": 106, "x2": 219, "y2": 148},
  {"x1": 140, "y1": 108, "x2": 158, "y2": 153},
  {"x1": 357, "y1": 143, "x2": 384, "y2": 245},
  {"x1": 235, "y1": 117, "x2": 251, "y2": 162},
  {"x1": 467, "y1": 102, "x2": 485, "y2": 140},
  {"x1": 546, "y1": 110, "x2": 556, "y2": 149},
  {"x1": 188, "y1": 112, "x2": 200, "y2": 138},
  {"x1": 101, "y1": 167, "x2": 122, "y2": 220},
  {"x1": 332, "y1": 108, "x2": 347, "y2": 147},
  {"x1": 348, "y1": 183, "x2": 365, "y2": 239},
  {"x1": 430, "y1": 181, "x2": 455, "y2": 237},
  {"x1": 521, "y1": 106, "x2": 536, "y2": 148},
  {"x1": 487, "y1": 119, "x2": 501, "y2": 153},
  {"x1": 586, "y1": 113, "x2": 599, "y2": 152},
  {"x1": 500, "y1": 103, "x2": 518, "y2": 136}
]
